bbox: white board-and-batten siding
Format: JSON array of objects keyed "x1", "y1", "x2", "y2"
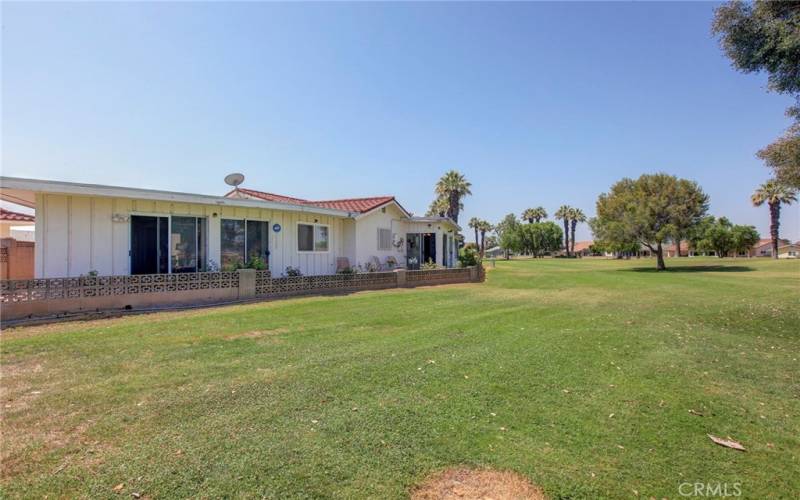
[{"x1": 34, "y1": 193, "x2": 346, "y2": 278}]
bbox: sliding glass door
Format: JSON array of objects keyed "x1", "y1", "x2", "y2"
[
  {"x1": 131, "y1": 216, "x2": 169, "y2": 275},
  {"x1": 131, "y1": 215, "x2": 206, "y2": 275},
  {"x1": 220, "y1": 219, "x2": 269, "y2": 270}
]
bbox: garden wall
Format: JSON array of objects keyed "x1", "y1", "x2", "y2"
[{"x1": 0, "y1": 266, "x2": 483, "y2": 322}]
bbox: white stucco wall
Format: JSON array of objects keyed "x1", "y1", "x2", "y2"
[
  {"x1": 351, "y1": 205, "x2": 458, "y2": 268},
  {"x1": 34, "y1": 193, "x2": 347, "y2": 278}
]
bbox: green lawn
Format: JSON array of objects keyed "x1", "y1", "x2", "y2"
[{"x1": 2, "y1": 258, "x2": 799, "y2": 498}]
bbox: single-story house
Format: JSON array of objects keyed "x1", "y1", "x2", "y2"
[
  {"x1": 483, "y1": 246, "x2": 505, "y2": 259},
  {"x1": 749, "y1": 238, "x2": 791, "y2": 258},
  {"x1": 777, "y1": 242, "x2": 799, "y2": 259},
  {"x1": 572, "y1": 241, "x2": 596, "y2": 257},
  {"x1": 0, "y1": 207, "x2": 35, "y2": 242},
  {"x1": 0, "y1": 176, "x2": 460, "y2": 279}
]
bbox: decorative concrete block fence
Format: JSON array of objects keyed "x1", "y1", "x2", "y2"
[{"x1": 0, "y1": 266, "x2": 484, "y2": 322}]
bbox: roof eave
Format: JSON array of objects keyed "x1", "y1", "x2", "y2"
[{"x1": 0, "y1": 176, "x2": 353, "y2": 217}]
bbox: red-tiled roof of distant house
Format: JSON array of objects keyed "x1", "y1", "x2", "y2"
[
  {"x1": 226, "y1": 188, "x2": 398, "y2": 214},
  {"x1": 0, "y1": 208, "x2": 35, "y2": 222},
  {"x1": 572, "y1": 241, "x2": 593, "y2": 252}
]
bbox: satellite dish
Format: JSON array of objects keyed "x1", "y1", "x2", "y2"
[{"x1": 224, "y1": 173, "x2": 245, "y2": 188}]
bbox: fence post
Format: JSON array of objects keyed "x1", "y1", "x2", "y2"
[
  {"x1": 237, "y1": 269, "x2": 256, "y2": 299},
  {"x1": 395, "y1": 268, "x2": 407, "y2": 288},
  {"x1": 469, "y1": 266, "x2": 478, "y2": 282}
]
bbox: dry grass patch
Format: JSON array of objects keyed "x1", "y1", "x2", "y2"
[{"x1": 411, "y1": 467, "x2": 546, "y2": 500}]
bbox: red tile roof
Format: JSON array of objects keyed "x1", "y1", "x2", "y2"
[
  {"x1": 226, "y1": 188, "x2": 396, "y2": 214},
  {"x1": 0, "y1": 208, "x2": 35, "y2": 222},
  {"x1": 572, "y1": 241, "x2": 593, "y2": 252}
]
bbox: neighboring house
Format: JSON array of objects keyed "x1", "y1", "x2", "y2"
[
  {"x1": 0, "y1": 207, "x2": 35, "y2": 241},
  {"x1": 777, "y1": 242, "x2": 800, "y2": 259},
  {"x1": 749, "y1": 238, "x2": 791, "y2": 258},
  {"x1": 0, "y1": 176, "x2": 460, "y2": 279},
  {"x1": 483, "y1": 246, "x2": 505, "y2": 259},
  {"x1": 572, "y1": 241, "x2": 595, "y2": 257}
]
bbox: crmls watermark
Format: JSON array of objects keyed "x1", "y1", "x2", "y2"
[{"x1": 678, "y1": 482, "x2": 742, "y2": 497}]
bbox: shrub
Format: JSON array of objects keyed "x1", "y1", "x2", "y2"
[
  {"x1": 284, "y1": 266, "x2": 302, "y2": 277},
  {"x1": 458, "y1": 246, "x2": 480, "y2": 267},
  {"x1": 422, "y1": 259, "x2": 439, "y2": 270}
]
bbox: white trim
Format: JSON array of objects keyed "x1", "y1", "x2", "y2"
[{"x1": 296, "y1": 221, "x2": 330, "y2": 253}]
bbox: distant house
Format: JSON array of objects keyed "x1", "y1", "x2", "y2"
[
  {"x1": 749, "y1": 238, "x2": 791, "y2": 258},
  {"x1": 777, "y1": 242, "x2": 800, "y2": 259},
  {"x1": 572, "y1": 241, "x2": 596, "y2": 257},
  {"x1": 0, "y1": 176, "x2": 460, "y2": 278},
  {"x1": 484, "y1": 246, "x2": 505, "y2": 259},
  {"x1": 0, "y1": 207, "x2": 35, "y2": 242}
]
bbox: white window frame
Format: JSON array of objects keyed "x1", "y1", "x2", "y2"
[
  {"x1": 377, "y1": 227, "x2": 392, "y2": 251},
  {"x1": 296, "y1": 221, "x2": 330, "y2": 253}
]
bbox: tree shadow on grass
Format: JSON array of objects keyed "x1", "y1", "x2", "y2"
[{"x1": 624, "y1": 265, "x2": 755, "y2": 273}]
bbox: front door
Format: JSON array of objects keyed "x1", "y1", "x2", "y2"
[
  {"x1": 422, "y1": 233, "x2": 436, "y2": 265},
  {"x1": 131, "y1": 215, "x2": 169, "y2": 275}
]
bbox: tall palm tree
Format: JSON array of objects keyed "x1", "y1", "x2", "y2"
[
  {"x1": 751, "y1": 180, "x2": 798, "y2": 259},
  {"x1": 569, "y1": 208, "x2": 587, "y2": 256},
  {"x1": 555, "y1": 205, "x2": 572, "y2": 256},
  {"x1": 521, "y1": 207, "x2": 547, "y2": 223},
  {"x1": 478, "y1": 220, "x2": 493, "y2": 257},
  {"x1": 435, "y1": 170, "x2": 472, "y2": 224},
  {"x1": 426, "y1": 197, "x2": 449, "y2": 217},
  {"x1": 468, "y1": 217, "x2": 481, "y2": 247}
]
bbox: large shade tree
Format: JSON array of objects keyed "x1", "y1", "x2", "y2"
[
  {"x1": 591, "y1": 173, "x2": 709, "y2": 270},
  {"x1": 496, "y1": 213, "x2": 521, "y2": 259},
  {"x1": 435, "y1": 170, "x2": 472, "y2": 223},
  {"x1": 751, "y1": 179, "x2": 798, "y2": 258},
  {"x1": 713, "y1": 1, "x2": 800, "y2": 188},
  {"x1": 554, "y1": 205, "x2": 573, "y2": 256}
]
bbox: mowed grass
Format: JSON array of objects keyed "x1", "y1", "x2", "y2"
[{"x1": 1, "y1": 258, "x2": 798, "y2": 499}]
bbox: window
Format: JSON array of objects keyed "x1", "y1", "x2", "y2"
[
  {"x1": 221, "y1": 219, "x2": 269, "y2": 269},
  {"x1": 298, "y1": 223, "x2": 329, "y2": 252},
  {"x1": 377, "y1": 228, "x2": 392, "y2": 251}
]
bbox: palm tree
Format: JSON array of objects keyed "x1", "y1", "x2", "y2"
[
  {"x1": 555, "y1": 205, "x2": 572, "y2": 256},
  {"x1": 751, "y1": 180, "x2": 798, "y2": 259},
  {"x1": 478, "y1": 220, "x2": 493, "y2": 257},
  {"x1": 468, "y1": 217, "x2": 481, "y2": 247},
  {"x1": 569, "y1": 208, "x2": 587, "y2": 256},
  {"x1": 521, "y1": 207, "x2": 547, "y2": 223},
  {"x1": 435, "y1": 170, "x2": 472, "y2": 224},
  {"x1": 426, "y1": 197, "x2": 449, "y2": 217}
]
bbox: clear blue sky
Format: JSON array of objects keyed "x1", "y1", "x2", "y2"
[{"x1": 2, "y1": 1, "x2": 797, "y2": 242}]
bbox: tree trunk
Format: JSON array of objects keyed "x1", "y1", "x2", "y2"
[
  {"x1": 480, "y1": 230, "x2": 486, "y2": 257},
  {"x1": 449, "y1": 192, "x2": 460, "y2": 224},
  {"x1": 770, "y1": 201, "x2": 780, "y2": 259},
  {"x1": 563, "y1": 220, "x2": 570, "y2": 257},
  {"x1": 675, "y1": 239, "x2": 681, "y2": 257},
  {"x1": 656, "y1": 242, "x2": 666, "y2": 271},
  {"x1": 570, "y1": 220, "x2": 577, "y2": 256},
  {"x1": 474, "y1": 228, "x2": 479, "y2": 247}
]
